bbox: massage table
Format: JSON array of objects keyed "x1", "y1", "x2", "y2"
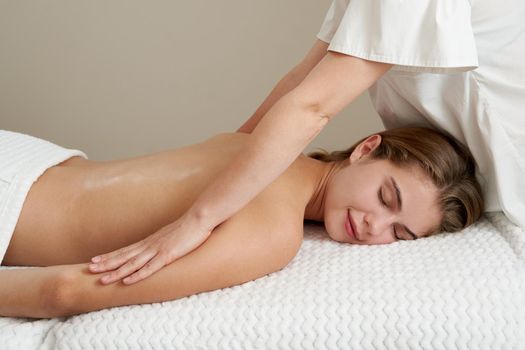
[{"x1": 1, "y1": 212, "x2": 524, "y2": 349}]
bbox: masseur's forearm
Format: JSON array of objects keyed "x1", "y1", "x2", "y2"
[
  {"x1": 190, "y1": 95, "x2": 328, "y2": 233},
  {"x1": 188, "y1": 52, "x2": 392, "y2": 236}
]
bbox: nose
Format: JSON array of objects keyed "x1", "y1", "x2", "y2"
[{"x1": 364, "y1": 212, "x2": 394, "y2": 237}]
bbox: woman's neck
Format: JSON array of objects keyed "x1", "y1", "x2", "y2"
[{"x1": 301, "y1": 157, "x2": 343, "y2": 222}]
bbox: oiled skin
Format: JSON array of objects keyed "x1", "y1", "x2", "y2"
[
  {"x1": 0, "y1": 132, "x2": 316, "y2": 317},
  {"x1": 4, "y1": 132, "x2": 314, "y2": 265}
]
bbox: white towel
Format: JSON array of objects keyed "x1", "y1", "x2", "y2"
[{"x1": 0, "y1": 130, "x2": 86, "y2": 263}]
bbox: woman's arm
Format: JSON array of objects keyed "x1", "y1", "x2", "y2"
[
  {"x1": 237, "y1": 39, "x2": 329, "y2": 134},
  {"x1": 0, "y1": 183, "x2": 304, "y2": 318},
  {"x1": 91, "y1": 50, "x2": 392, "y2": 284}
]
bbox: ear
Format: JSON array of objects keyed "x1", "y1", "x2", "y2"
[{"x1": 349, "y1": 134, "x2": 382, "y2": 163}]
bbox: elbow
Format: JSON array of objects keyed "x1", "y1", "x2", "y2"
[
  {"x1": 307, "y1": 102, "x2": 333, "y2": 130},
  {"x1": 307, "y1": 101, "x2": 334, "y2": 121},
  {"x1": 300, "y1": 101, "x2": 333, "y2": 142},
  {"x1": 41, "y1": 270, "x2": 83, "y2": 318},
  {"x1": 290, "y1": 92, "x2": 335, "y2": 120},
  {"x1": 283, "y1": 92, "x2": 334, "y2": 133}
]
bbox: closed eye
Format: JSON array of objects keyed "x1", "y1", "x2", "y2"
[
  {"x1": 377, "y1": 187, "x2": 402, "y2": 240},
  {"x1": 377, "y1": 187, "x2": 387, "y2": 207}
]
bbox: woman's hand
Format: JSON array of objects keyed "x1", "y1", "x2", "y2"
[{"x1": 88, "y1": 215, "x2": 212, "y2": 285}]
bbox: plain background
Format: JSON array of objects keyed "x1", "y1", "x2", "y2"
[{"x1": 0, "y1": 1, "x2": 383, "y2": 160}]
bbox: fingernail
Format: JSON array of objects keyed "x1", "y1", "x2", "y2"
[
  {"x1": 89, "y1": 264, "x2": 98, "y2": 271},
  {"x1": 92, "y1": 256, "x2": 101, "y2": 263},
  {"x1": 123, "y1": 277, "x2": 131, "y2": 284},
  {"x1": 101, "y1": 275, "x2": 110, "y2": 283}
]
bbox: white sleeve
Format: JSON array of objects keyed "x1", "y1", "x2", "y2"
[{"x1": 317, "y1": 0, "x2": 478, "y2": 73}]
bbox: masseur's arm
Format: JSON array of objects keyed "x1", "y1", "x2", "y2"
[
  {"x1": 237, "y1": 40, "x2": 330, "y2": 134},
  {"x1": 90, "y1": 48, "x2": 392, "y2": 285},
  {"x1": 194, "y1": 51, "x2": 392, "y2": 229}
]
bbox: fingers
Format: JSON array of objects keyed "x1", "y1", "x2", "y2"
[
  {"x1": 98, "y1": 249, "x2": 158, "y2": 285},
  {"x1": 90, "y1": 241, "x2": 145, "y2": 268},
  {"x1": 86, "y1": 216, "x2": 210, "y2": 286},
  {"x1": 122, "y1": 254, "x2": 167, "y2": 284},
  {"x1": 88, "y1": 241, "x2": 148, "y2": 281},
  {"x1": 89, "y1": 250, "x2": 137, "y2": 274}
]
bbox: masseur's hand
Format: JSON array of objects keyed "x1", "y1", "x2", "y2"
[{"x1": 88, "y1": 214, "x2": 211, "y2": 285}]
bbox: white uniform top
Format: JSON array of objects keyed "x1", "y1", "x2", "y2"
[{"x1": 318, "y1": 0, "x2": 525, "y2": 229}]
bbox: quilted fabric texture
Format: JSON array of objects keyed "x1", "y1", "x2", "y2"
[{"x1": 1, "y1": 213, "x2": 524, "y2": 349}]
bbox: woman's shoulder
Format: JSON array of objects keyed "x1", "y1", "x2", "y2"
[
  {"x1": 201, "y1": 130, "x2": 313, "y2": 212},
  {"x1": 205, "y1": 131, "x2": 314, "y2": 202},
  {"x1": 251, "y1": 159, "x2": 313, "y2": 240},
  {"x1": 243, "y1": 176, "x2": 306, "y2": 249}
]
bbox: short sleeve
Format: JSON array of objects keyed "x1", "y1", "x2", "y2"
[{"x1": 317, "y1": 0, "x2": 478, "y2": 73}]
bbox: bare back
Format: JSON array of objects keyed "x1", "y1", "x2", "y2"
[{"x1": 4, "y1": 133, "x2": 309, "y2": 266}]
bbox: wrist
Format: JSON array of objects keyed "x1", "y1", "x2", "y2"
[{"x1": 182, "y1": 205, "x2": 214, "y2": 235}]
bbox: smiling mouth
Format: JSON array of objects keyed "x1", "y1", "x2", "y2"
[
  {"x1": 345, "y1": 210, "x2": 356, "y2": 240},
  {"x1": 346, "y1": 209, "x2": 361, "y2": 241}
]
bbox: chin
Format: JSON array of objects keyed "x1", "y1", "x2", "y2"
[
  {"x1": 324, "y1": 213, "x2": 346, "y2": 242},
  {"x1": 323, "y1": 222, "x2": 334, "y2": 239},
  {"x1": 323, "y1": 223, "x2": 343, "y2": 242}
]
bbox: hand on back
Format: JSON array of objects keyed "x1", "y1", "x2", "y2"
[{"x1": 88, "y1": 215, "x2": 211, "y2": 285}]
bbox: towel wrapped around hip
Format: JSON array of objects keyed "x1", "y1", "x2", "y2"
[{"x1": 0, "y1": 130, "x2": 86, "y2": 263}]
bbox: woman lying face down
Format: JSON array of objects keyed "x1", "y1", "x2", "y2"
[{"x1": 0, "y1": 127, "x2": 483, "y2": 318}]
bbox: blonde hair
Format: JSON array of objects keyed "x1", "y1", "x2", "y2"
[{"x1": 308, "y1": 127, "x2": 484, "y2": 233}]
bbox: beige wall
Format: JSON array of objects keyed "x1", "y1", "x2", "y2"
[{"x1": 0, "y1": 1, "x2": 383, "y2": 160}]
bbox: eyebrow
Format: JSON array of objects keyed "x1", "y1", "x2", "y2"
[{"x1": 389, "y1": 176, "x2": 419, "y2": 240}]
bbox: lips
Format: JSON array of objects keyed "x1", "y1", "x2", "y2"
[{"x1": 345, "y1": 210, "x2": 355, "y2": 240}]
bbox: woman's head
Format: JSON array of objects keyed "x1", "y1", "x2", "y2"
[{"x1": 309, "y1": 127, "x2": 484, "y2": 244}]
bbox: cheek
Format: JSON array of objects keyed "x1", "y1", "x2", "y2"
[
  {"x1": 322, "y1": 199, "x2": 336, "y2": 231},
  {"x1": 323, "y1": 183, "x2": 352, "y2": 232},
  {"x1": 322, "y1": 196, "x2": 340, "y2": 237},
  {"x1": 327, "y1": 181, "x2": 352, "y2": 207},
  {"x1": 324, "y1": 187, "x2": 347, "y2": 216}
]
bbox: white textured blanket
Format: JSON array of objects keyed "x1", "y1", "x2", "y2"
[{"x1": 1, "y1": 213, "x2": 524, "y2": 349}]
